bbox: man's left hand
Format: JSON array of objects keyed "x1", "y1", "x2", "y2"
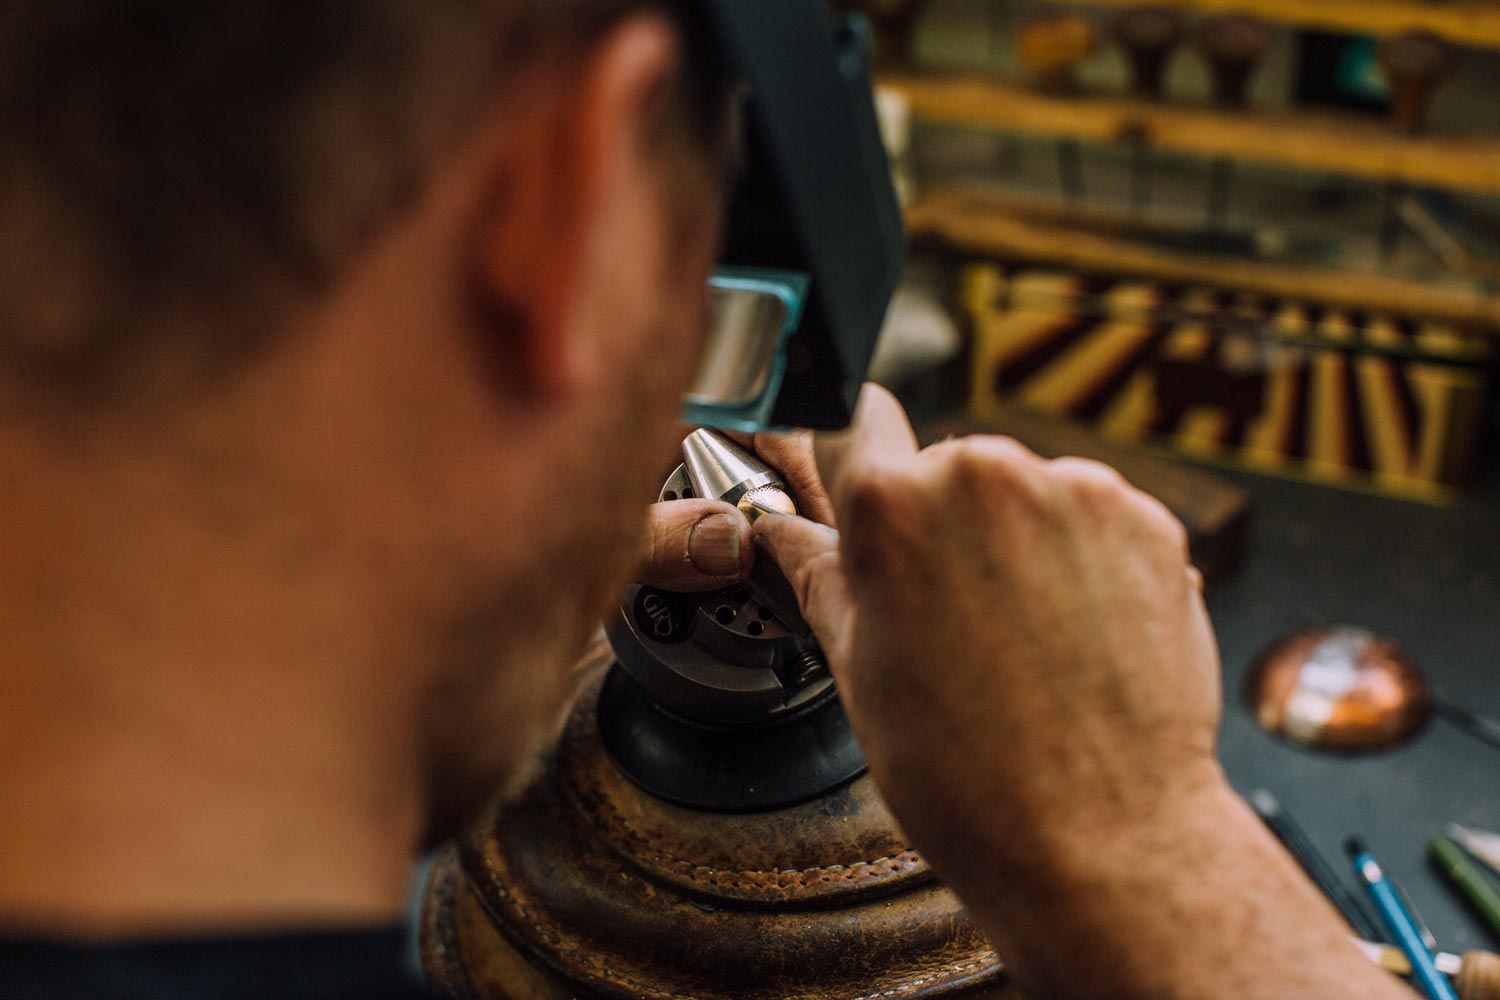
[{"x1": 636, "y1": 430, "x2": 832, "y2": 591}]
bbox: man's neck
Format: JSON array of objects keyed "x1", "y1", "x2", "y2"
[{"x1": 0, "y1": 426, "x2": 424, "y2": 935}]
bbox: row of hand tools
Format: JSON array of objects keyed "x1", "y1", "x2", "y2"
[{"x1": 1016, "y1": 8, "x2": 1455, "y2": 241}]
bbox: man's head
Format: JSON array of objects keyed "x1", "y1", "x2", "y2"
[
  {"x1": 1, "y1": 1, "x2": 727, "y2": 394},
  {"x1": 0, "y1": 0, "x2": 733, "y2": 902}
]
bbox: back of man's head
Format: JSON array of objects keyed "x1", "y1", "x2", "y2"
[
  {"x1": 0, "y1": 0, "x2": 738, "y2": 937},
  {"x1": 0, "y1": 0, "x2": 718, "y2": 412}
]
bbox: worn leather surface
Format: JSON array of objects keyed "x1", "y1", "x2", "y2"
[{"x1": 422, "y1": 642, "x2": 1022, "y2": 1000}]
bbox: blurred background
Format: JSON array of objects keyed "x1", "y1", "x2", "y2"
[{"x1": 832, "y1": 0, "x2": 1500, "y2": 964}]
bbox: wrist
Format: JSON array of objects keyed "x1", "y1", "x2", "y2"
[
  {"x1": 965, "y1": 757, "x2": 1234, "y2": 900},
  {"x1": 954, "y1": 771, "x2": 1407, "y2": 1000},
  {"x1": 1034, "y1": 762, "x2": 1232, "y2": 886},
  {"x1": 948, "y1": 761, "x2": 1248, "y2": 979}
]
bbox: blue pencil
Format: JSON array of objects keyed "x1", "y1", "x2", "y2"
[{"x1": 1345, "y1": 836, "x2": 1459, "y2": 1000}]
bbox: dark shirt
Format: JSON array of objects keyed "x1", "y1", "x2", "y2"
[{"x1": 0, "y1": 927, "x2": 428, "y2": 1000}]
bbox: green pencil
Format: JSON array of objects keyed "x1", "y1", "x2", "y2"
[{"x1": 1430, "y1": 835, "x2": 1500, "y2": 937}]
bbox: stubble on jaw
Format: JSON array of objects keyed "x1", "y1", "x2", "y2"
[{"x1": 414, "y1": 310, "x2": 689, "y2": 844}]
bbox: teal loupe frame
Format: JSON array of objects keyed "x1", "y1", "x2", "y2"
[{"x1": 681, "y1": 267, "x2": 810, "y2": 433}]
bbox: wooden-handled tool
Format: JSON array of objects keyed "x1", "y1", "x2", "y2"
[
  {"x1": 1378, "y1": 31, "x2": 1453, "y2": 135},
  {"x1": 1457, "y1": 951, "x2": 1500, "y2": 1000},
  {"x1": 1197, "y1": 13, "x2": 1271, "y2": 108},
  {"x1": 1194, "y1": 14, "x2": 1271, "y2": 230},
  {"x1": 1113, "y1": 6, "x2": 1182, "y2": 100},
  {"x1": 1375, "y1": 31, "x2": 1454, "y2": 260},
  {"x1": 1112, "y1": 7, "x2": 1184, "y2": 213},
  {"x1": 1357, "y1": 940, "x2": 1500, "y2": 1000},
  {"x1": 1017, "y1": 13, "x2": 1098, "y2": 204},
  {"x1": 1018, "y1": 12, "x2": 1097, "y2": 92}
]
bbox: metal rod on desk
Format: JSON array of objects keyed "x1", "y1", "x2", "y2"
[
  {"x1": 1375, "y1": 32, "x2": 1453, "y2": 266},
  {"x1": 1433, "y1": 701, "x2": 1500, "y2": 752},
  {"x1": 1249, "y1": 789, "x2": 1385, "y2": 942}
]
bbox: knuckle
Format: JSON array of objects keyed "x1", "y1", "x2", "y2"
[
  {"x1": 1163, "y1": 514, "x2": 1191, "y2": 553},
  {"x1": 1049, "y1": 457, "x2": 1129, "y2": 503},
  {"x1": 1047, "y1": 460, "x2": 1179, "y2": 542},
  {"x1": 644, "y1": 500, "x2": 731, "y2": 578},
  {"x1": 1137, "y1": 497, "x2": 1190, "y2": 552},
  {"x1": 933, "y1": 436, "x2": 1041, "y2": 496}
]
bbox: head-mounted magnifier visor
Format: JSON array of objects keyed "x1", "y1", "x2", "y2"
[{"x1": 683, "y1": 2, "x2": 905, "y2": 433}]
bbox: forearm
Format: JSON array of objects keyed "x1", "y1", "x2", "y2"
[{"x1": 963, "y1": 779, "x2": 1417, "y2": 1000}]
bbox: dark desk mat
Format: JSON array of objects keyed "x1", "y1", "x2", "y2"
[{"x1": 1209, "y1": 464, "x2": 1500, "y2": 953}]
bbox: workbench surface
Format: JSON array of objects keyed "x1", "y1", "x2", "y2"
[{"x1": 1208, "y1": 459, "x2": 1500, "y2": 953}]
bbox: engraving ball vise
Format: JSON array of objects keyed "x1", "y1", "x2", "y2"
[
  {"x1": 419, "y1": 430, "x2": 1021, "y2": 999},
  {"x1": 602, "y1": 430, "x2": 863, "y2": 811}
]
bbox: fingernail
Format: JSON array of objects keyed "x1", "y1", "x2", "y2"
[{"x1": 688, "y1": 513, "x2": 744, "y2": 577}]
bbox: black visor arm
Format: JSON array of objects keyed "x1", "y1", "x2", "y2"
[{"x1": 705, "y1": 2, "x2": 907, "y2": 430}]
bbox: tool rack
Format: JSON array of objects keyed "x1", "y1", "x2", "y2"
[
  {"x1": 1077, "y1": 0, "x2": 1500, "y2": 50},
  {"x1": 851, "y1": 0, "x2": 1500, "y2": 497},
  {"x1": 865, "y1": 0, "x2": 1500, "y2": 334}
]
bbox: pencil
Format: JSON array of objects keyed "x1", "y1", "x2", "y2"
[
  {"x1": 1348, "y1": 836, "x2": 1461, "y2": 1000},
  {"x1": 1249, "y1": 789, "x2": 1385, "y2": 942},
  {"x1": 1432, "y1": 835, "x2": 1500, "y2": 939}
]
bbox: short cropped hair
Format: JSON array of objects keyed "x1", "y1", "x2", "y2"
[{"x1": 0, "y1": 1, "x2": 723, "y2": 403}]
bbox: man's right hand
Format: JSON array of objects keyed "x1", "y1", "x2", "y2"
[
  {"x1": 753, "y1": 385, "x2": 1226, "y2": 883},
  {"x1": 753, "y1": 387, "x2": 1420, "y2": 999}
]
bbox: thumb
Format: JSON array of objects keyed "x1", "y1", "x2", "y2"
[
  {"x1": 638, "y1": 499, "x2": 754, "y2": 591},
  {"x1": 752, "y1": 513, "x2": 852, "y2": 671}
]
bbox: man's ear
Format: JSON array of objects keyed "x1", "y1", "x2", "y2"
[{"x1": 472, "y1": 15, "x2": 681, "y2": 399}]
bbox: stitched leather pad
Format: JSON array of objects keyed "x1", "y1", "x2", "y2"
[{"x1": 422, "y1": 643, "x2": 1019, "y2": 1000}]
